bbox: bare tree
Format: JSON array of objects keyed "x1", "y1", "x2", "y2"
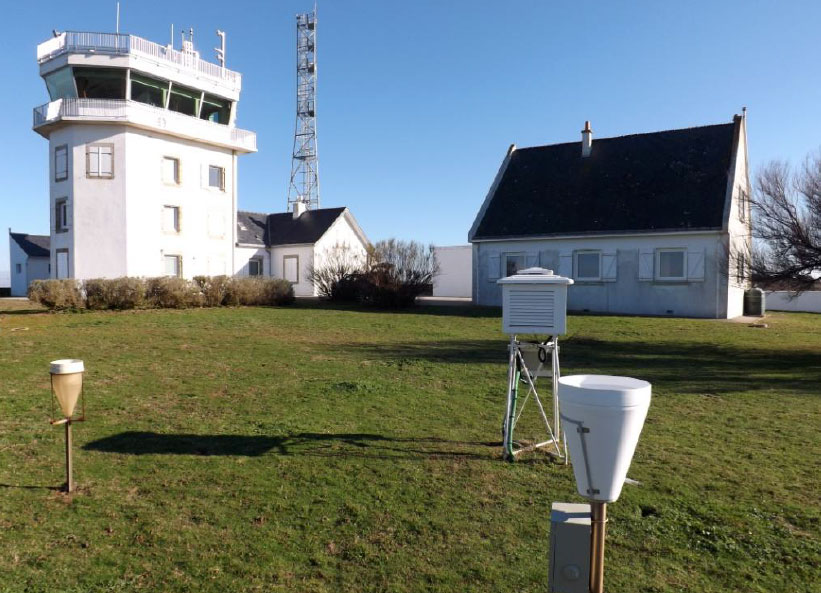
[{"x1": 751, "y1": 153, "x2": 821, "y2": 290}]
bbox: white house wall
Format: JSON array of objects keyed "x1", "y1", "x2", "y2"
[
  {"x1": 433, "y1": 245, "x2": 472, "y2": 298},
  {"x1": 474, "y1": 232, "x2": 734, "y2": 318},
  {"x1": 313, "y1": 213, "x2": 369, "y2": 267},
  {"x1": 234, "y1": 245, "x2": 269, "y2": 276},
  {"x1": 724, "y1": 117, "x2": 753, "y2": 319},
  {"x1": 270, "y1": 245, "x2": 315, "y2": 297}
]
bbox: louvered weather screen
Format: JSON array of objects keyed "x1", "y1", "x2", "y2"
[{"x1": 498, "y1": 268, "x2": 572, "y2": 335}]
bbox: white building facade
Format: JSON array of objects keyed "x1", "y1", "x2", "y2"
[
  {"x1": 8, "y1": 232, "x2": 50, "y2": 297},
  {"x1": 33, "y1": 31, "x2": 255, "y2": 281},
  {"x1": 470, "y1": 115, "x2": 752, "y2": 318}
]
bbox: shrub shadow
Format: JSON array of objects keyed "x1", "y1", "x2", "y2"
[{"x1": 339, "y1": 337, "x2": 821, "y2": 395}]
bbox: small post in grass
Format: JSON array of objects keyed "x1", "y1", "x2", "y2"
[{"x1": 49, "y1": 359, "x2": 86, "y2": 493}]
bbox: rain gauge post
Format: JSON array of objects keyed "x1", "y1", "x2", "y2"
[
  {"x1": 552, "y1": 375, "x2": 652, "y2": 593},
  {"x1": 49, "y1": 359, "x2": 86, "y2": 492}
]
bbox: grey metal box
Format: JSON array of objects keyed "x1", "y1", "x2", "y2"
[{"x1": 548, "y1": 502, "x2": 591, "y2": 593}]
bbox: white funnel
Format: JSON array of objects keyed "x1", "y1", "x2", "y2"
[{"x1": 559, "y1": 375, "x2": 651, "y2": 502}]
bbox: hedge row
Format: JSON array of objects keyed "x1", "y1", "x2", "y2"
[{"x1": 28, "y1": 276, "x2": 294, "y2": 311}]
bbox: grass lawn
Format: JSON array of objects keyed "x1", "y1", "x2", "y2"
[{"x1": 0, "y1": 300, "x2": 819, "y2": 592}]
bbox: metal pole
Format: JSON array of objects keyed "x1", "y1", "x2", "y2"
[
  {"x1": 65, "y1": 420, "x2": 74, "y2": 493},
  {"x1": 590, "y1": 502, "x2": 607, "y2": 593}
]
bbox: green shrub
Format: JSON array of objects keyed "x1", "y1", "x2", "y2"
[
  {"x1": 194, "y1": 275, "x2": 231, "y2": 307},
  {"x1": 27, "y1": 279, "x2": 84, "y2": 310},
  {"x1": 226, "y1": 277, "x2": 295, "y2": 306},
  {"x1": 83, "y1": 277, "x2": 146, "y2": 310},
  {"x1": 145, "y1": 277, "x2": 203, "y2": 309}
]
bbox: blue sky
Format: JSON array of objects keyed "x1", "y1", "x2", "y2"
[{"x1": 2, "y1": 0, "x2": 821, "y2": 281}]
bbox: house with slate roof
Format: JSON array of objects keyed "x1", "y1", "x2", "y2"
[
  {"x1": 469, "y1": 113, "x2": 752, "y2": 318},
  {"x1": 235, "y1": 205, "x2": 369, "y2": 297},
  {"x1": 8, "y1": 231, "x2": 50, "y2": 296}
]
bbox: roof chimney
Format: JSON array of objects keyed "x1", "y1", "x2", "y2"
[
  {"x1": 292, "y1": 200, "x2": 307, "y2": 219},
  {"x1": 581, "y1": 121, "x2": 593, "y2": 158}
]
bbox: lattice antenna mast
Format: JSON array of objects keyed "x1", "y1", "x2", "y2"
[{"x1": 287, "y1": 8, "x2": 319, "y2": 211}]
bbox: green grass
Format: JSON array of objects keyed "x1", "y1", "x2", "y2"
[{"x1": 0, "y1": 301, "x2": 819, "y2": 592}]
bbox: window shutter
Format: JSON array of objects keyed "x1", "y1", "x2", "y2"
[
  {"x1": 602, "y1": 251, "x2": 617, "y2": 281},
  {"x1": 639, "y1": 249, "x2": 654, "y2": 281},
  {"x1": 487, "y1": 254, "x2": 501, "y2": 281},
  {"x1": 525, "y1": 252, "x2": 538, "y2": 268},
  {"x1": 66, "y1": 201, "x2": 72, "y2": 227},
  {"x1": 558, "y1": 251, "x2": 572, "y2": 277},
  {"x1": 687, "y1": 248, "x2": 705, "y2": 281},
  {"x1": 100, "y1": 146, "x2": 113, "y2": 177},
  {"x1": 87, "y1": 147, "x2": 99, "y2": 176}
]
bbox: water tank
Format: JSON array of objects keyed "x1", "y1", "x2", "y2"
[
  {"x1": 744, "y1": 288, "x2": 766, "y2": 316},
  {"x1": 558, "y1": 375, "x2": 651, "y2": 502},
  {"x1": 497, "y1": 267, "x2": 573, "y2": 335}
]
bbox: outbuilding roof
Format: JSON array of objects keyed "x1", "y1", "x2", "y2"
[
  {"x1": 236, "y1": 207, "x2": 350, "y2": 247},
  {"x1": 9, "y1": 232, "x2": 50, "y2": 257},
  {"x1": 470, "y1": 119, "x2": 739, "y2": 241}
]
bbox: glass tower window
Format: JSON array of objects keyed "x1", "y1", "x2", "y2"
[
  {"x1": 168, "y1": 84, "x2": 200, "y2": 117},
  {"x1": 73, "y1": 67, "x2": 126, "y2": 99},
  {"x1": 44, "y1": 68, "x2": 77, "y2": 100},
  {"x1": 130, "y1": 73, "x2": 168, "y2": 107},
  {"x1": 200, "y1": 94, "x2": 231, "y2": 124}
]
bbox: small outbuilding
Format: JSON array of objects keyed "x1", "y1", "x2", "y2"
[
  {"x1": 9, "y1": 231, "x2": 51, "y2": 297},
  {"x1": 469, "y1": 114, "x2": 752, "y2": 318},
  {"x1": 235, "y1": 205, "x2": 370, "y2": 297}
]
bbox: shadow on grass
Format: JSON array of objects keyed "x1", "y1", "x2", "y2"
[
  {"x1": 291, "y1": 299, "x2": 501, "y2": 319},
  {"x1": 339, "y1": 337, "x2": 821, "y2": 394},
  {"x1": 0, "y1": 483, "x2": 62, "y2": 491},
  {"x1": 83, "y1": 431, "x2": 506, "y2": 462}
]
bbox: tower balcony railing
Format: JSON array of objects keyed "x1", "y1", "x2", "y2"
[
  {"x1": 33, "y1": 98, "x2": 256, "y2": 153},
  {"x1": 37, "y1": 31, "x2": 241, "y2": 91}
]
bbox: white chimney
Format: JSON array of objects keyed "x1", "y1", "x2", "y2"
[
  {"x1": 581, "y1": 120, "x2": 593, "y2": 158},
  {"x1": 292, "y1": 200, "x2": 307, "y2": 219}
]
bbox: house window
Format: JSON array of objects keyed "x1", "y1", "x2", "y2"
[
  {"x1": 248, "y1": 258, "x2": 263, "y2": 276},
  {"x1": 86, "y1": 144, "x2": 114, "y2": 178},
  {"x1": 55, "y1": 198, "x2": 68, "y2": 232},
  {"x1": 736, "y1": 254, "x2": 746, "y2": 284},
  {"x1": 56, "y1": 249, "x2": 69, "y2": 279},
  {"x1": 208, "y1": 165, "x2": 225, "y2": 190},
  {"x1": 503, "y1": 253, "x2": 525, "y2": 277},
  {"x1": 739, "y1": 189, "x2": 748, "y2": 222},
  {"x1": 162, "y1": 206, "x2": 180, "y2": 233},
  {"x1": 162, "y1": 157, "x2": 180, "y2": 185},
  {"x1": 164, "y1": 255, "x2": 182, "y2": 277},
  {"x1": 575, "y1": 251, "x2": 601, "y2": 280},
  {"x1": 55, "y1": 145, "x2": 68, "y2": 181},
  {"x1": 15, "y1": 263, "x2": 21, "y2": 274},
  {"x1": 283, "y1": 255, "x2": 299, "y2": 283},
  {"x1": 656, "y1": 249, "x2": 686, "y2": 281}
]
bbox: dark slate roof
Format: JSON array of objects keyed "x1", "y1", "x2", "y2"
[
  {"x1": 472, "y1": 121, "x2": 738, "y2": 240},
  {"x1": 266, "y1": 207, "x2": 346, "y2": 246},
  {"x1": 236, "y1": 211, "x2": 268, "y2": 246},
  {"x1": 10, "y1": 232, "x2": 50, "y2": 257},
  {"x1": 236, "y1": 207, "x2": 347, "y2": 247}
]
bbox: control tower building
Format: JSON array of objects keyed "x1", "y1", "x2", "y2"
[{"x1": 33, "y1": 30, "x2": 257, "y2": 280}]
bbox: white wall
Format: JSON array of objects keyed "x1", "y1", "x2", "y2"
[
  {"x1": 270, "y1": 245, "x2": 315, "y2": 297},
  {"x1": 766, "y1": 291, "x2": 821, "y2": 313},
  {"x1": 474, "y1": 232, "x2": 734, "y2": 318},
  {"x1": 234, "y1": 245, "x2": 269, "y2": 276},
  {"x1": 124, "y1": 129, "x2": 235, "y2": 279},
  {"x1": 47, "y1": 124, "x2": 237, "y2": 281},
  {"x1": 9, "y1": 238, "x2": 50, "y2": 297},
  {"x1": 433, "y1": 245, "x2": 472, "y2": 298},
  {"x1": 9, "y1": 239, "x2": 28, "y2": 296}
]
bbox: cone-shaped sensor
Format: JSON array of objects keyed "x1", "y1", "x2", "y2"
[{"x1": 50, "y1": 359, "x2": 84, "y2": 418}]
